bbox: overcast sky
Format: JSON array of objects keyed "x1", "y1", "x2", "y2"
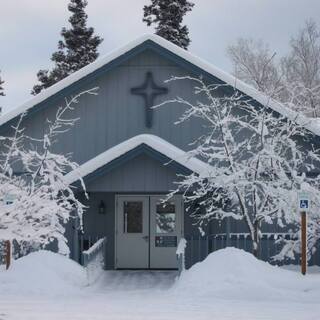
[{"x1": 1, "y1": 0, "x2": 319, "y2": 112}]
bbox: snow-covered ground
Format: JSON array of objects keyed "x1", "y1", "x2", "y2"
[{"x1": 0, "y1": 248, "x2": 319, "y2": 320}]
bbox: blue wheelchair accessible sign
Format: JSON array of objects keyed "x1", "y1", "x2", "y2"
[
  {"x1": 298, "y1": 192, "x2": 310, "y2": 212},
  {"x1": 300, "y1": 199, "x2": 309, "y2": 210}
]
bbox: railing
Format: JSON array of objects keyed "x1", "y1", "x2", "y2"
[
  {"x1": 183, "y1": 233, "x2": 320, "y2": 269},
  {"x1": 82, "y1": 237, "x2": 106, "y2": 285},
  {"x1": 79, "y1": 235, "x2": 101, "y2": 256},
  {"x1": 176, "y1": 238, "x2": 187, "y2": 275}
]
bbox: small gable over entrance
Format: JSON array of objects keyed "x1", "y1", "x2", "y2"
[{"x1": 65, "y1": 134, "x2": 211, "y2": 193}]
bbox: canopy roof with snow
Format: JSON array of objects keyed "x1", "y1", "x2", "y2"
[
  {"x1": 1, "y1": 34, "x2": 319, "y2": 135},
  {"x1": 65, "y1": 134, "x2": 212, "y2": 185}
]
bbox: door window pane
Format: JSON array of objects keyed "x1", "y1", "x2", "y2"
[
  {"x1": 156, "y1": 202, "x2": 176, "y2": 233},
  {"x1": 124, "y1": 201, "x2": 143, "y2": 233}
]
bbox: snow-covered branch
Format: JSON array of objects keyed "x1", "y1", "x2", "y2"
[
  {"x1": 0, "y1": 88, "x2": 98, "y2": 257},
  {"x1": 161, "y1": 76, "x2": 320, "y2": 259}
]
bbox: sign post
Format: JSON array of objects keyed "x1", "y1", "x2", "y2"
[
  {"x1": 5, "y1": 240, "x2": 11, "y2": 270},
  {"x1": 298, "y1": 192, "x2": 309, "y2": 276},
  {"x1": 301, "y1": 211, "x2": 307, "y2": 275}
]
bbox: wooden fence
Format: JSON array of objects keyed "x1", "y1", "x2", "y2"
[{"x1": 183, "y1": 233, "x2": 320, "y2": 269}]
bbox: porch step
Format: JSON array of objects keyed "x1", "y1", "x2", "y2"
[{"x1": 92, "y1": 270, "x2": 177, "y2": 291}]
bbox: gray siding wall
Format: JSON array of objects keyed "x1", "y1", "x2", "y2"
[
  {"x1": 0, "y1": 47, "x2": 211, "y2": 267},
  {"x1": 2, "y1": 49, "x2": 206, "y2": 167},
  {"x1": 85, "y1": 153, "x2": 180, "y2": 192},
  {"x1": 79, "y1": 192, "x2": 115, "y2": 269}
]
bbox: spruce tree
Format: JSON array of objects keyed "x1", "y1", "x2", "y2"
[
  {"x1": 143, "y1": 0, "x2": 194, "y2": 50},
  {"x1": 0, "y1": 71, "x2": 4, "y2": 114},
  {"x1": 0, "y1": 71, "x2": 4, "y2": 97},
  {"x1": 32, "y1": 0, "x2": 103, "y2": 95}
]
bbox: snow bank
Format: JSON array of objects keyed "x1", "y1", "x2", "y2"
[
  {"x1": 0, "y1": 250, "x2": 87, "y2": 296},
  {"x1": 174, "y1": 247, "x2": 320, "y2": 302}
]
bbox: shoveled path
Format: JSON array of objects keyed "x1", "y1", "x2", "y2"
[{"x1": 0, "y1": 270, "x2": 319, "y2": 320}]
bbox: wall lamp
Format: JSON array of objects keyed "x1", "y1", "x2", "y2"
[{"x1": 99, "y1": 200, "x2": 106, "y2": 214}]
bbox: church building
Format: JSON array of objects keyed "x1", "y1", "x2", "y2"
[{"x1": 1, "y1": 35, "x2": 319, "y2": 269}]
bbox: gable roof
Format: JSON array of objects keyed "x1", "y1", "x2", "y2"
[
  {"x1": 1, "y1": 34, "x2": 320, "y2": 135},
  {"x1": 64, "y1": 134, "x2": 212, "y2": 185}
]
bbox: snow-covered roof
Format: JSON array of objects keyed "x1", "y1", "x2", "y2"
[
  {"x1": 1, "y1": 33, "x2": 320, "y2": 135},
  {"x1": 64, "y1": 134, "x2": 211, "y2": 184}
]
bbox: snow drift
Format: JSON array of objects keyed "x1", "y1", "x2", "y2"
[
  {"x1": 0, "y1": 250, "x2": 87, "y2": 296},
  {"x1": 1, "y1": 247, "x2": 320, "y2": 304},
  {"x1": 174, "y1": 247, "x2": 320, "y2": 302}
]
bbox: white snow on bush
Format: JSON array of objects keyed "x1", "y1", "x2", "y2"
[
  {"x1": 0, "y1": 250, "x2": 87, "y2": 296},
  {"x1": 174, "y1": 247, "x2": 320, "y2": 302}
]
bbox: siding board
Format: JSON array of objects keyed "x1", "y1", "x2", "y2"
[{"x1": 1, "y1": 50, "x2": 207, "y2": 167}]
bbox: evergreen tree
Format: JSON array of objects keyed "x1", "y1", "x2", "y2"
[
  {"x1": 0, "y1": 71, "x2": 4, "y2": 97},
  {"x1": 143, "y1": 0, "x2": 194, "y2": 50},
  {"x1": 0, "y1": 71, "x2": 5, "y2": 114},
  {"x1": 32, "y1": 0, "x2": 103, "y2": 95}
]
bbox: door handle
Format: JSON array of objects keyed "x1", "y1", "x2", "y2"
[{"x1": 142, "y1": 235, "x2": 149, "y2": 241}]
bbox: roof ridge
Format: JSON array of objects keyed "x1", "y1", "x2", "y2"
[{"x1": 1, "y1": 33, "x2": 319, "y2": 136}]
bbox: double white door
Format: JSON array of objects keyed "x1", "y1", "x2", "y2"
[{"x1": 115, "y1": 195, "x2": 183, "y2": 269}]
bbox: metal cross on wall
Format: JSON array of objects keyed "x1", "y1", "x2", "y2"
[{"x1": 131, "y1": 72, "x2": 168, "y2": 128}]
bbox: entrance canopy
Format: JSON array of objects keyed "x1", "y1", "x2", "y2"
[{"x1": 65, "y1": 134, "x2": 212, "y2": 186}]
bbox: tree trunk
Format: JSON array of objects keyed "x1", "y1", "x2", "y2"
[
  {"x1": 252, "y1": 220, "x2": 260, "y2": 258},
  {"x1": 252, "y1": 240, "x2": 259, "y2": 258}
]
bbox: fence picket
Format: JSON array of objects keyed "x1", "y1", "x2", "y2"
[{"x1": 182, "y1": 233, "x2": 319, "y2": 269}]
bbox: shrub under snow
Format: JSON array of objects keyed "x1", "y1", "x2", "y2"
[
  {"x1": 0, "y1": 251, "x2": 87, "y2": 295},
  {"x1": 174, "y1": 247, "x2": 320, "y2": 301}
]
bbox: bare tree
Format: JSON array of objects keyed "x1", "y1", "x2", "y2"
[
  {"x1": 227, "y1": 38, "x2": 282, "y2": 97},
  {"x1": 227, "y1": 20, "x2": 320, "y2": 118},
  {"x1": 159, "y1": 76, "x2": 320, "y2": 258},
  {"x1": 281, "y1": 20, "x2": 320, "y2": 117}
]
